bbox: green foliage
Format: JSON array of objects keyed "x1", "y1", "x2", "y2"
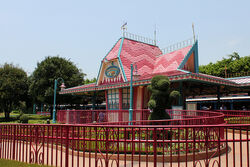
[
  {"x1": 29, "y1": 56, "x2": 85, "y2": 105},
  {"x1": 19, "y1": 114, "x2": 29, "y2": 123},
  {"x1": 199, "y1": 52, "x2": 250, "y2": 77},
  {"x1": 84, "y1": 77, "x2": 97, "y2": 84},
  {"x1": 147, "y1": 75, "x2": 180, "y2": 121},
  {"x1": 0, "y1": 63, "x2": 28, "y2": 120}
]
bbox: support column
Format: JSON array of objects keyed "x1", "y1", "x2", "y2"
[
  {"x1": 92, "y1": 91, "x2": 97, "y2": 123},
  {"x1": 33, "y1": 104, "x2": 36, "y2": 114},
  {"x1": 119, "y1": 88, "x2": 123, "y2": 110},
  {"x1": 133, "y1": 87, "x2": 138, "y2": 110},
  {"x1": 141, "y1": 86, "x2": 145, "y2": 109},
  {"x1": 178, "y1": 82, "x2": 183, "y2": 107},
  {"x1": 105, "y1": 90, "x2": 108, "y2": 110},
  {"x1": 41, "y1": 104, "x2": 43, "y2": 115},
  {"x1": 217, "y1": 86, "x2": 221, "y2": 110},
  {"x1": 92, "y1": 92, "x2": 96, "y2": 110},
  {"x1": 214, "y1": 103, "x2": 217, "y2": 110},
  {"x1": 230, "y1": 101, "x2": 234, "y2": 110}
]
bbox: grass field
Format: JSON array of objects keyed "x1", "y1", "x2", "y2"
[
  {"x1": 0, "y1": 111, "x2": 52, "y2": 124},
  {"x1": 0, "y1": 159, "x2": 50, "y2": 167}
]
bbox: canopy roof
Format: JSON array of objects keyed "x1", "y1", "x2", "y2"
[{"x1": 60, "y1": 36, "x2": 250, "y2": 95}]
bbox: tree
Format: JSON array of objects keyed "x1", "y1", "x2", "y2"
[
  {"x1": 0, "y1": 64, "x2": 28, "y2": 119},
  {"x1": 84, "y1": 77, "x2": 97, "y2": 84},
  {"x1": 29, "y1": 56, "x2": 85, "y2": 107},
  {"x1": 147, "y1": 75, "x2": 180, "y2": 121},
  {"x1": 199, "y1": 52, "x2": 250, "y2": 77}
]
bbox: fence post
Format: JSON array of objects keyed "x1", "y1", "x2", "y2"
[
  {"x1": 65, "y1": 126, "x2": 69, "y2": 167},
  {"x1": 0, "y1": 125, "x2": 1, "y2": 158},
  {"x1": 153, "y1": 127, "x2": 157, "y2": 167},
  {"x1": 105, "y1": 127, "x2": 109, "y2": 167},
  {"x1": 12, "y1": 125, "x2": 16, "y2": 160}
]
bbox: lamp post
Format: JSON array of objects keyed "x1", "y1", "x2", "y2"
[
  {"x1": 52, "y1": 78, "x2": 66, "y2": 123},
  {"x1": 129, "y1": 63, "x2": 138, "y2": 123}
]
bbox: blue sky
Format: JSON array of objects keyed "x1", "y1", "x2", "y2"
[{"x1": 0, "y1": 0, "x2": 249, "y2": 79}]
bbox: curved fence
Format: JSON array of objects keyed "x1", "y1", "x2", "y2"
[
  {"x1": 0, "y1": 123, "x2": 249, "y2": 167},
  {"x1": 215, "y1": 110, "x2": 250, "y2": 124},
  {"x1": 57, "y1": 109, "x2": 225, "y2": 126},
  {"x1": 0, "y1": 109, "x2": 250, "y2": 167},
  {"x1": 57, "y1": 109, "x2": 150, "y2": 124}
]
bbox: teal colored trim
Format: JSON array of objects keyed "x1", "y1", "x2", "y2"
[
  {"x1": 96, "y1": 38, "x2": 122, "y2": 84},
  {"x1": 117, "y1": 37, "x2": 127, "y2": 81},
  {"x1": 227, "y1": 76, "x2": 250, "y2": 80},
  {"x1": 194, "y1": 40, "x2": 199, "y2": 73},
  {"x1": 178, "y1": 40, "x2": 199, "y2": 73},
  {"x1": 129, "y1": 64, "x2": 133, "y2": 122},
  {"x1": 96, "y1": 61, "x2": 104, "y2": 85},
  {"x1": 177, "y1": 69, "x2": 191, "y2": 74}
]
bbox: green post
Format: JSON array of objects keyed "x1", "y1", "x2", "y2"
[
  {"x1": 52, "y1": 78, "x2": 65, "y2": 123},
  {"x1": 33, "y1": 104, "x2": 36, "y2": 114},
  {"x1": 52, "y1": 79, "x2": 58, "y2": 123},
  {"x1": 178, "y1": 82, "x2": 183, "y2": 106},
  {"x1": 41, "y1": 103, "x2": 43, "y2": 115},
  {"x1": 129, "y1": 64, "x2": 133, "y2": 123}
]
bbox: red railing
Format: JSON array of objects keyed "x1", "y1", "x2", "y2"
[
  {"x1": 1, "y1": 110, "x2": 250, "y2": 167},
  {"x1": 214, "y1": 110, "x2": 250, "y2": 124},
  {"x1": 57, "y1": 109, "x2": 225, "y2": 126},
  {"x1": 57, "y1": 109, "x2": 150, "y2": 124},
  {"x1": 0, "y1": 123, "x2": 249, "y2": 167},
  {"x1": 36, "y1": 112, "x2": 51, "y2": 116}
]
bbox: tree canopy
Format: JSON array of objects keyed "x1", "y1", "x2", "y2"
[
  {"x1": 29, "y1": 56, "x2": 85, "y2": 105},
  {"x1": 199, "y1": 52, "x2": 250, "y2": 77},
  {"x1": 0, "y1": 64, "x2": 28, "y2": 119},
  {"x1": 84, "y1": 77, "x2": 97, "y2": 84}
]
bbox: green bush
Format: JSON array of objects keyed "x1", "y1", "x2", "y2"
[
  {"x1": 147, "y1": 75, "x2": 180, "y2": 121},
  {"x1": 19, "y1": 114, "x2": 29, "y2": 123},
  {"x1": 12, "y1": 110, "x2": 20, "y2": 114},
  {"x1": 27, "y1": 114, "x2": 50, "y2": 120}
]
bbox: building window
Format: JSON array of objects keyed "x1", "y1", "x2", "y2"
[
  {"x1": 122, "y1": 88, "x2": 130, "y2": 109},
  {"x1": 107, "y1": 89, "x2": 119, "y2": 110}
]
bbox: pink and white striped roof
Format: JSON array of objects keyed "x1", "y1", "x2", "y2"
[
  {"x1": 228, "y1": 77, "x2": 250, "y2": 85},
  {"x1": 103, "y1": 38, "x2": 193, "y2": 81}
]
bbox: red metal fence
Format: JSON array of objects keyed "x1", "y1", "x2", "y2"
[
  {"x1": 57, "y1": 109, "x2": 225, "y2": 126},
  {"x1": 57, "y1": 109, "x2": 150, "y2": 124},
  {"x1": 215, "y1": 110, "x2": 250, "y2": 124},
  {"x1": 1, "y1": 109, "x2": 250, "y2": 167},
  {"x1": 0, "y1": 123, "x2": 249, "y2": 167},
  {"x1": 36, "y1": 112, "x2": 51, "y2": 116}
]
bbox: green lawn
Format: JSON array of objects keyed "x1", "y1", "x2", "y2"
[
  {"x1": 0, "y1": 159, "x2": 50, "y2": 167},
  {"x1": 0, "y1": 111, "x2": 52, "y2": 124}
]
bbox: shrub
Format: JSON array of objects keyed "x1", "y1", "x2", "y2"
[
  {"x1": 147, "y1": 75, "x2": 180, "y2": 121},
  {"x1": 19, "y1": 114, "x2": 29, "y2": 123},
  {"x1": 12, "y1": 110, "x2": 20, "y2": 114}
]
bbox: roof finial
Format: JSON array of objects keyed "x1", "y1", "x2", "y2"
[
  {"x1": 192, "y1": 23, "x2": 196, "y2": 42},
  {"x1": 121, "y1": 22, "x2": 127, "y2": 37},
  {"x1": 154, "y1": 24, "x2": 157, "y2": 46}
]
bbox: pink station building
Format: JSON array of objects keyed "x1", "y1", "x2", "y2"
[{"x1": 58, "y1": 32, "x2": 250, "y2": 123}]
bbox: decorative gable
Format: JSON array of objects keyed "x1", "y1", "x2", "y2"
[
  {"x1": 97, "y1": 59, "x2": 125, "y2": 85},
  {"x1": 178, "y1": 41, "x2": 199, "y2": 73}
]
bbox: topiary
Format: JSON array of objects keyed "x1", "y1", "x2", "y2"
[
  {"x1": 19, "y1": 114, "x2": 29, "y2": 123},
  {"x1": 148, "y1": 75, "x2": 180, "y2": 121}
]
